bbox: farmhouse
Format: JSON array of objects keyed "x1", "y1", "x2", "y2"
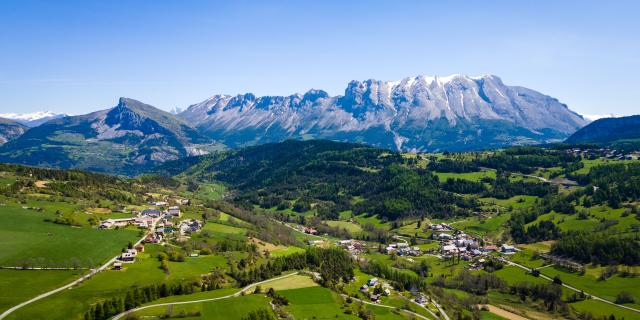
[
  {"x1": 167, "y1": 206, "x2": 181, "y2": 217},
  {"x1": 501, "y1": 244, "x2": 517, "y2": 254},
  {"x1": 438, "y1": 233, "x2": 453, "y2": 240},
  {"x1": 141, "y1": 209, "x2": 161, "y2": 218}
]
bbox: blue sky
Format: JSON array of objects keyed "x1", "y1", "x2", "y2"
[{"x1": 0, "y1": 0, "x2": 638, "y2": 117}]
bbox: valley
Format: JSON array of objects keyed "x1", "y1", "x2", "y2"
[{"x1": 0, "y1": 141, "x2": 638, "y2": 320}]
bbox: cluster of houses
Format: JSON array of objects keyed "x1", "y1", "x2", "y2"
[
  {"x1": 179, "y1": 219, "x2": 202, "y2": 237},
  {"x1": 295, "y1": 225, "x2": 318, "y2": 235},
  {"x1": 567, "y1": 148, "x2": 639, "y2": 160},
  {"x1": 336, "y1": 239, "x2": 366, "y2": 255},
  {"x1": 438, "y1": 230, "x2": 518, "y2": 261},
  {"x1": 359, "y1": 277, "x2": 392, "y2": 302},
  {"x1": 384, "y1": 242, "x2": 421, "y2": 256},
  {"x1": 99, "y1": 206, "x2": 182, "y2": 230}
]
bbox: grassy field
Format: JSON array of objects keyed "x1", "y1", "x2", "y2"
[
  {"x1": 133, "y1": 293, "x2": 272, "y2": 319},
  {"x1": 280, "y1": 286, "x2": 357, "y2": 319},
  {"x1": 247, "y1": 274, "x2": 318, "y2": 292},
  {"x1": 0, "y1": 269, "x2": 82, "y2": 313},
  {"x1": 540, "y1": 265, "x2": 640, "y2": 309},
  {"x1": 5, "y1": 246, "x2": 232, "y2": 320},
  {"x1": 270, "y1": 246, "x2": 305, "y2": 257},
  {"x1": 324, "y1": 220, "x2": 363, "y2": 233},
  {"x1": 0, "y1": 204, "x2": 139, "y2": 267},
  {"x1": 202, "y1": 222, "x2": 247, "y2": 235},
  {"x1": 194, "y1": 183, "x2": 226, "y2": 200},
  {"x1": 433, "y1": 169, "x2": 496, "y2": 182}
]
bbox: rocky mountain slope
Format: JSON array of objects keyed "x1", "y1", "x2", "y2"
[
  {"x1": 179, "y1": 74, "x2": 587, "y2": 151},
  {"x1": 0, "y1": 98, "x2": 222, "y2": 175},
  {"x1": 0, "y1": 118, "x2": 28, "y2": 145},
  {"x1": 565, "y1": 115, "x2": 640, "y2": 144}
]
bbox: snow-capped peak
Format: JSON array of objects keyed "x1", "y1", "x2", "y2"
[{"x1": 0, "y1": 111, "x2": 67, "y2": 127}]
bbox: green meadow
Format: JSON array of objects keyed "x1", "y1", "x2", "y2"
[
  {"x1": 0, "y1": 204, "x2": 139, "y2": 267},
  {"x1": 0, "y1": 269, "x2": 82, "y2": 313}
]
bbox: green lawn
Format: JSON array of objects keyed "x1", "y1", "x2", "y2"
[{"x1": 0, "y1": 204, "x2": 139, "y2": 267}]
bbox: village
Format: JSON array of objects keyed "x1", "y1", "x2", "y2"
[{"x1": 98, "y1": 196, "x2": 204, "y2": 267}]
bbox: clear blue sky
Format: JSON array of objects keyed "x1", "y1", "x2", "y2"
[{"x1": 1, "y1": 0, "x2": 638, "y2": 117}]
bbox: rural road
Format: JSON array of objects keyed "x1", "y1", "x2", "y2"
[
  {"x1": 0, "y1": 219, "x2": 160, "y2": 320},
  {"x1": 505, "y1": 259, "x2": 640, "y2": 314},
  {"x1": 340, "y1": 294, "x2": 432, "y2": 320},
  {"x1": 112, "y1": 272, "x2": 300, "y2": 319}
]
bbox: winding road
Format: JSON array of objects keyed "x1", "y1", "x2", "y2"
[
  {"x1": 0, "y1": 219, "x2": 160, "y2": 320},
  {"x1": 112, "y1": 272, "x2": 300, "y2": 319}
]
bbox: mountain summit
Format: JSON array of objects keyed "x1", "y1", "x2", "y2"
[
  {"x1": 178, "y1": 74, "x2": 587, "y2": 151},
  {"x1": 0, "y1": 98, "x2": 221, "y2": 175}
]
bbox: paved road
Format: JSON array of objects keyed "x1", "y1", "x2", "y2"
[
  {"x1": 112, "y1": 272, "x2": 300, "y2": 319},
  {"x1": 340, "y1": 294, "x2": 432, "y2": 320},
  {"x1": 505, "y1": 259, "x2": 640, "y2": 314},
  {"x1": 0, "y1": 219, "x2": 159, "y2": 320}
]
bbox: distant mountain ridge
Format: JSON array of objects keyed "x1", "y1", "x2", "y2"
[
  {"x1": 0, "y1": 118, "x2": 28, "y2": 145},
  {"x1": 0, "y1": 111, "x2": 67, "y2": 127},
  {"x1": 178, "y1": 74, "x2": 587, "y2": 151},
  {"x1": 0, "y1": 98, "x2": 222, "y2": 175},
  {"x1": 565, "y1": 115, "x2": 640, "y2": 144}
]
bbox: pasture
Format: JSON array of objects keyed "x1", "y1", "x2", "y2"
[{"x1": 0, "y1": 204, "x2": 139, "y2": 267}]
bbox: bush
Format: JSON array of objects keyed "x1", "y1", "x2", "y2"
[{"x1": 615, "y1": 291, "x2": 636, "y2": 304}]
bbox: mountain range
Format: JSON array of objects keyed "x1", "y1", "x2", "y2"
[
  {"x1": 0, "y1": 98, "x2": 222, "y2": 175},
  {"x1": 0, "y1": 74, "x2": 591, "y2": 175},
  {"x1": 0, "y1": 111, "x2": 67, "y2": 127},
  {"x1": 179, "y1": 74, "x2": 587, "y2": 151}
]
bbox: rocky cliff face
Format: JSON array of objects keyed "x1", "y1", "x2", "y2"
[
  {"x1": 0, "y1": 118, "x2": 28, "y2": 145},
  {"x1": 179, "y1": 74, "x2": 587, "y2": 151}
]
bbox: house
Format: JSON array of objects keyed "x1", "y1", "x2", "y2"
[
  {"x1": 414, "y1": 294, "x2": 427, "y2": 304},
  {"x1": 441, "y1": 244, "x2": 458, "y2": 254},
  {"x1": 370, "y1": 294, "x2": 380, "y2": 302},
  {"x1": 99, "y1": 220, "x2": 114, "y2": 229},
  {"x1": 383, "y1": 288, "x2": 391, "y2": 296},
  {"x1": 168, "y1": 206, "x2": 181, "y2": 217},
  {"x1": 367, "y1": 278, "x2": 378, "y2": 286},
  {"x1": 120, "y1": 249, "x2": 138, "y2": 262},
  {"x1": 438, "y1": 233, "x2": 453, "y2": 240},
  {"x1": 482, "y1": 245, "x2": 498, "y2": 252},
  {"x1": 113, "y1": 262, "x2": 122, "y2": 270},
  {"x1": 360, "y1": 284, "x2": 369, "y2": 293},
  {"x1": 135, "y1": 244, "x2": 145, "y2": 253},
  {"x1": 303, "y1": 227, "x2": 317, "y2": 235},
  {"x1": 501, "y1": 244, "x2": 517, "y2": 254},
  {"x1": 141, "y1": 209, "x2": 161, "y2": 218},
  {"x1": 154, "y1": 201, "x2": 168, "y2": 207}
]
